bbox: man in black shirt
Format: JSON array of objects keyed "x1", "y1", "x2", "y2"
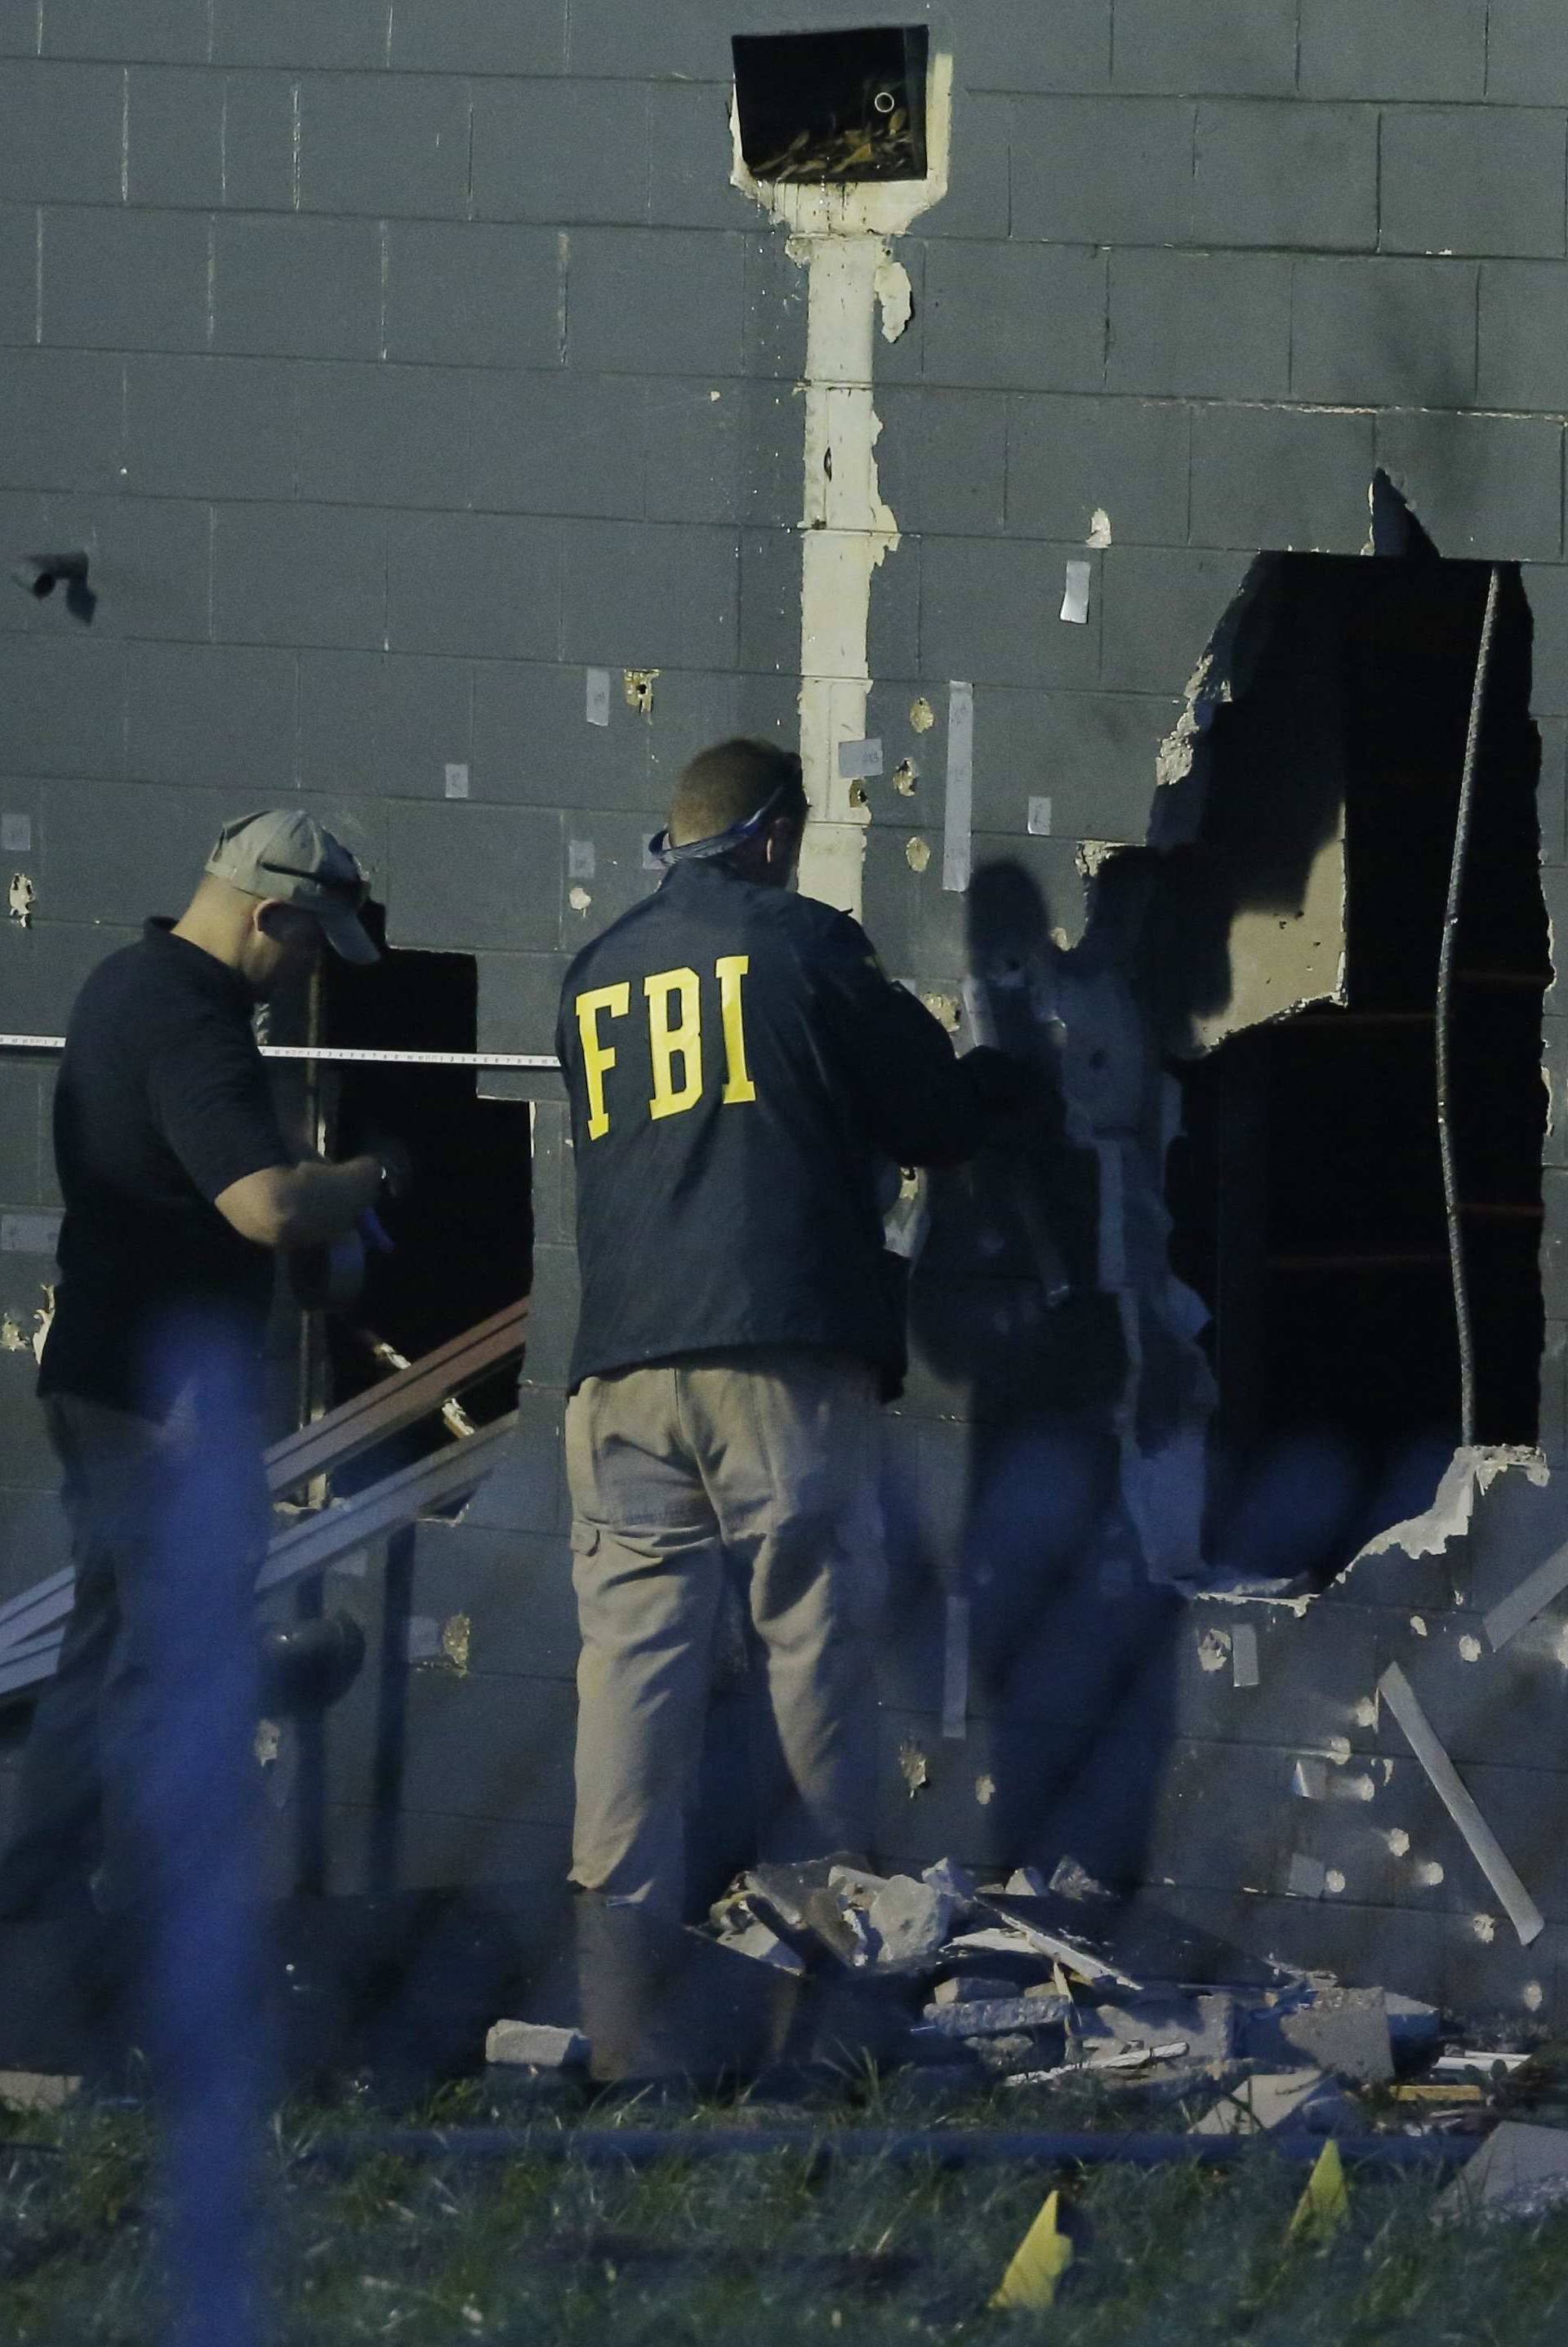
[
  {"x1": 556, "y1": 739, "x2": 1024, "y2": 2077},
  {"x1": 0, "y1": 809, "x2": 398, "y2": 1926}
]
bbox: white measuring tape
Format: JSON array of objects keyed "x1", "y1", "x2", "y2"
[{"x1": 0, "y1": 1035, "x2": 562, "y2": 1071}]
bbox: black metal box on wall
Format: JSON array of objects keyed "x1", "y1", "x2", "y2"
[{"x1": 731, "y1": 25, "x2": 929, "y2": 180}]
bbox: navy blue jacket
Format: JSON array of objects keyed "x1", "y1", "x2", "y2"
[{"x1": 555, "y1": 859, "x2": 1016, "y2": 1395}]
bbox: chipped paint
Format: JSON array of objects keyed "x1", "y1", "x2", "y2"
[
  {"x1": 906, "y1": 835, "x2": 931, "y2": 874},
  {"x1": 0, "y1": 1316, "x2": 26, "y2": 1354},
  {"x1": 568, "y1": 886, "x2": 592, "y2": 915},
  {"x1": 735, "y1": 57, "x2": 951, "y2": 918},
  {"x1": 909, "y1": 697, "x2": 936, "y2": 734},
  {"x1": 441, "y1": 1613, "x2": 471, "y2": 1676},
  {"x1": 893, "y1": 759, "x2": 918, "y2": 795},
  {"x1": 1087, "y1": 507, "x2": 1112, "y2": 549},
  {"x1": 974, "y1": 1772, "x2": 996, "y2": 1806},
  {"x1": 7, "y1": 873, "x2": 33, "y2": 927},
  {"x1": 622, "y1": 668, "x2": 659, "y2": 719},
  {"x1": 898, "y1": 1737, "x2": 929, "y2": 1796},
  {"x1": 254, "y1": 1719, "x2": 282, "y2": 1769}
]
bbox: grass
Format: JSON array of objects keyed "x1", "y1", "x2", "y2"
[{"x1": 2, "y1": 2073, "x2": 1567, "y2": 2345}]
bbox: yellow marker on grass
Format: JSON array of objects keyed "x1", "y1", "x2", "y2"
[
  {"x1": 1287, "y1": 2140, "x2": 1350, "y2": 2247},
  {"x1": 991, "y1": 2188, "x2": 1074, "y2": 2309}
]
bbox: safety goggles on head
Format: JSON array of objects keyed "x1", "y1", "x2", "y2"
[{"x1": 648, "y1": 783, "x2": 793, "y2": 868}]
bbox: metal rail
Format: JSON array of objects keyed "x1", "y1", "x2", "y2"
[{"x1": 0, "y1": 1302, "x2": 530, "y2": 1695}]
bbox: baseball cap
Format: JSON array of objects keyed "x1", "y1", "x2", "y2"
[{"x1": 206, "y1": 809, "x2": 379, "y2": 965}]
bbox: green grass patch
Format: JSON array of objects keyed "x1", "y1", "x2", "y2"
[{"x1": 1, "y1": 2084, "x2": 1566, "y2": 2344}]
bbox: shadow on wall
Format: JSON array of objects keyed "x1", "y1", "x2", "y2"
[{"x1": 893, "y1": 531, "x2": 1546, "y2": 1896}]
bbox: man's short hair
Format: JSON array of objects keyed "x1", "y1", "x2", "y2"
[{"x1": 669, "y1": 739, "x2": 808, "y2": 848}]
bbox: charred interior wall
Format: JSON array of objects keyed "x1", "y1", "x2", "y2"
[{"x1": 4, "y1": 0, "x2": 1568, "y2": 2009}]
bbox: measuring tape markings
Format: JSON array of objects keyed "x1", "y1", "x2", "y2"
[{"x1": 0, "y1": 1035, "x2": 563, "y2": 1071}]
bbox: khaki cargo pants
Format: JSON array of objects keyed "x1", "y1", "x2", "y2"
[{"x1": 565, "y1": 1348, "x2": 885, "y2": 1918}]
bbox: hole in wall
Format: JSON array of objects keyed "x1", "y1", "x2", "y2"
[
  {"x1": 732, "y1": 25, "x2": 929, "y2": 180},
  {"x1": 1164, "y1": 549, "x2": 1547, "y2": 1584},
  {"x1": 317, "y1": 909, "x2": 532, "y2": 1490}
]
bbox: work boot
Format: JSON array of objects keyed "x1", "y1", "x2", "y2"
[{"x1": 573, "y1": 1892, "x2": 692, "y2": 2086}]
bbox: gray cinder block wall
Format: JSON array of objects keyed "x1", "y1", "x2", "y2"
[{"x1": 4, "y1": 0, "x2": 1568, "y2": 2011}]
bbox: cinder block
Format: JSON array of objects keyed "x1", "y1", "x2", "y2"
[
  {"x1": 560, "y1": 519, "x2": 737, "y2": 670},
  {"x1": 0, "y1": 350, "x2": 120, "y2": 491},
  {"x1": 0, "y1": 0, "x2": 34, "y2": 52},
  {"x1": 1192, "y1": 100, "x2": 1377, "y2": 250},
  {"x1": 0, "y1": 917, "x2": 136, "y2": 1040},
  {"x1": 295, "y1": 363, "x2": 470, "y2": 510},
  {"x1": 742, "y1": 226, "x2": 808, "y2": 384},
  {"x1": 565, "y1": 0, "x2": 728, "y2": 80},
  {"x1": 1538, "y1": 717, "x2": 1568, "y2": 868},
  {"x1": 1006, "y1": 395, "x2": 1188, "y2": 546},
  {"x1": 1190, "y1": 405, "x2": 1376, "y2": 554},
  {"x1": 385, "y1": 799, "x2": 562, "y2": 953},
  {"x1": 517, "y1": 1242, "x2": 579, "y2": 1389},
  {"x1": 736, "y1": 527, "x2": 798, "y2": 675},
  {"x1": 0, "y1": 1064, "x2": 48, "y2": 1208},
  {"x1": 470, "y1": 661, "x2": 653, "y2": 812},
  {"x1": 211, "y1": 0, "x2": 390, "y2": 70},
  {"x1": 924, "y1": 241, "x2": 1106, "y2": 393},
  {"x1": 42, "y1": 0, "x2": 207, "y2": 60},
  {"x1": 472, "y1": 78, "x2": 647, "y2": 224},
  {"x1": 297, "y1": 73, "x2": 470, "y2": 219},
  {"x1": 1542, "y1": 1317, "x2": 1568, "y2": 1469},
  {"x1": 124, "y1": 354, "x2": 292, "y2": 501},
  {"x1": 0, "y1": 636, "x2": 122, "y2": 776},
  {"x1": 1111, "y1": 0, "x2": 1296, "y2": 96},
  {"x1": 867, "y1": 535, "x2": 921, "y2": 687},
  {"x1": 568, "y1": 227, "x2": 745, "y2": 377},
  {"x1": 1374, "y1": 412, "x2": 1563, "y2": 563},
  {"x1": 297, "y1": 649, "x2": 470, "y2": 798},
  {"x1": 1011, "y1": 96, "x2": 1194, "y2": 246},
  {"x1": 219, "y1": 70, "x2": 295, "y2": 211},
  {"x1": 127, "y1": 65, "x2": 223, "y2": 207},
  {"x1": 1290, "y1": 257, "x2": 1477, "y2": 406},
  {"x1": 527, "y1": 1097, "x2": 573, "y2": 1252},
  {"x1": 126, "y1": 641, "x2": 296, "y2": 793},
  {"x1": 1300, "y1": 0, "x2": 1486, "y2": 96},
  {"x1": 478, "y1": 949, "x2": 572, "y2": 1062},
  {"x1": 555, "y1": 809, "x2": 662, "y2": 948},
  {"x1": 433, "y1": 1523, "x2": 568, "y2": 1672},
  {"x1": 963, "y1": 0, "x2": 1111, "y2": 93},
  {"x1": 1107, "y1": 249, "x2": 1290, "y2": 400},
  {"x1": 970, "y1": 688, "x2": 1177, "y2": 840},
  {"x1": 1380, "y1": 106, "x2": 1566, "y2": 260},
  {"x1": 387, "y1": 512, "x2": 559, "y2": 662},
  {"x1": 0, "y1": 201, "x2": 32, "y2": 344},
  {"x1": 1489, "y1": 0, "x2": 1568, "y2": 103},
  {"x1": 647, "y1": 82, "x2": 755, "y2": 231},
  {"x1": 0, "y1": 61, "x2": 122, "y2": 203},
  {"x1": 921, "y1": 538, "x2": 1101, "y2": 690},
  {"x1": 42, "y1": 207, "x2": 208, "y2": 352},
  {"x1": 384, "y1": 220, "x2": 560, "y2": 370},
  {"x1": 1544, "y1": 1168, "x2": 1568, "y2": 1318},
  {"x1": 1100, "y1": 546, "x2": 1258, "y2": 697},
  {"x1": 644, "y1": 379, "x2": 798, "y2": 530},
  {"x1": 1523, "y1": 566, "x2": 1568, "y2": 715},
  {"x1": 470, "y1": 369, "x2": 647, "y2": 519},
  {"x1": 923, "y1": 87, "x2": 1010, "y2": 241},
  {"x1": 876, "y1": 388, "x2": 1007, "y2": 536},
  {"x1": 212, "y1": 502, "x2": 387, "y2": 650},
  {"x1": 213, "y1": 216, "x2": 383, "y2": 360},
  {"x1": 42, "y1": 493, "x2": 211, "y2": 642},
  {"x1": 36, "y1": 777, "x2": 238, "y2": 927},
  {"x1": 389, "y1": 0, "x2": 564, "y2": 73},
  {"x1": 1481, "y1": 263, "x2": 1568, "y2": 410}
]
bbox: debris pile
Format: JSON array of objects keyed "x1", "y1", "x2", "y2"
[{"x1": 486, "y1": 1848, "x2": 1568, "y2": 2206}]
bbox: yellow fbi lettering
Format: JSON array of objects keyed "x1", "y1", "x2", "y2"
[{"x1": 575, "y1": 955, "x2": 756, "y2": 1138}]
